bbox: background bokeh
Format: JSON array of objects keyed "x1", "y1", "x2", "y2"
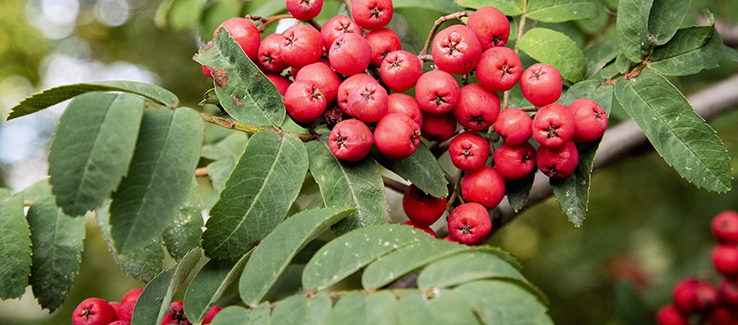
[{"x1": 0, "y1": 0, "x2": 737, "y2": 324}]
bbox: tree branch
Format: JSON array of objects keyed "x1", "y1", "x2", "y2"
[{"x1": 490, "y1": 74, "x2": 738, "y2": 234}]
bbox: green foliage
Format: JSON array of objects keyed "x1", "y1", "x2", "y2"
[
  {"x1": 454, "y1": 0, "x2": 523, "y2": 15},
  {"x1": 163, "y1": 177, "x2": 204, "y2": 262},
  {"x1": 239, "y1": 207, "x2": 355, "y2": 306},
  {"x1": 616, "y1": 0, "x2": 653, "y2": 62},
  {"x1": 184, "y1": 255, "x2": 251, "y2": 324},
  {"x1": 648, "y1": 0, "x2": 690, "y2": 46},
  {"x1": 614, "y1": 68, "x2": 732, "y2": 192},
  {"x1": 372, "y1": 143, "x2": 449, "y2": 198},
  {"x1": 649, "y1": 26, "x2": 725, "y2": 76},
  {"x1": 27, "y1": 196, "x2": 85, "y2": 312},
  {"x1": 518, "y1": 28, "x2": 587, "y2": 82},
  {"x1": 506, "y1": 172, "x2": 536, "y2": 212},
  {"x1": 130, "y1": 249, "x2": 201, "y2": 325},
  {"x1": 394, "y1": 0, "x2": 462, "y2": 13},
  {"x1": 202, "y1": 132, "x2": 308, "y2": 260},
  {"x1": 109, "y1": 107, "x2": 203, "y2": 255},
  {"x1": 306, "y1": 138, "x2": 388, "y2": 236},
  {"x1": 48, "y1": 92, "x2": 143, "y2": 217},
  {"x1": 8, "y1": 81, "x2": 179, "y2": 120},
  {"x1": 0, "y1": 189, "x2": 30, "y2": 300},
  {"x1": 194, "y1": 28, "x2": 286, "y2": 127},
  {"x1": 526, "y1": 0, "x2": 599, "y2": 23}
]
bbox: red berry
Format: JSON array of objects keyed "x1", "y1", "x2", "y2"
[
  {"x1": 73, "y1": 298, "x2": 118, "y2": 325},
  {"x1": 536, "y1": 140, "x2": 578, "y2": 179},
  {"x1": 713, "y1": 245, "x2": 738, "y2": 275},
  {"x1": 494, "y1": 142, "x2": 537, "y2": 180},
  {"x1": 403, "y1": 220, "x2": 437, "y2": 237},
  {"x1": 712, "y1": 211, "x2": 738, "y2": 245},
  {"x1": 461, "y1": 166, "x2": 506, "y2": 209},
  {"x1": 532, "y1": 103, "x2": 575, "y2": 148},
  {"x1": 568, "y1": 98, "x2": 608, "y2": 143},
  {"x1": 202, "y1": 65, "x2": 212, "y2": 78},
  {"x1": 108, "y1": 321, "x2": 130, "y2": 325},
  {"x1": 494, "y1": 108, "x2": 532, "y2": 146},
  {"x1": 280, "y1": 24, "x2": 323, "y2": 68},
  {"x1": 161, "y1": 301, "x2": 192, "y2": 325},
  {"x1": 214, "y1": 18, "x2": 260, "y2": 61},
  {"x1": 449, "y1": 131, "x2": 489, "y2": 172},
  {"x1": 365, "y1": 28, "x2": 401, "y2": 67},
  {"x1": 420, "y1": 111, "x2": 457, "y2": 143},
  {"x1": 707, "y1": 305, "x2": 736, "y2": 325},
  {"x1": 387, "y1": 93, "x2": 423, "y2": 127},
  {"x1": 453, "y1": 84, "x2": 500, "y2": 131},
  {"x1": 476, "y1": 47, "x2": 522, "y2": 92},
  {"x1": 694, "y1": 281, "x2": 718, "y2": 311},
  {"x1": 520, "y1": 63, "x2": 562, "y2": 107},
  {"x1": 203, "y1": 306, "x2": 223, "y2": 324},
  {"x1": 329, "y1": 33, "x2": 372, "y2": 76},
  {"x1": 286, "y1": 0, "x2": 323, "y2": 21},
  {"x1": 257, "y1": 33, "x2": 288, "y2": 73},
  {"x1": 295, "y1": 62, "x2": 340, "y2": 104},
  {"x1": 329, "y1": 119, "x2": 374, "y2": 162},
  {"x1": 402, "y1": 184, "x2": 447, "y2": 227},
  {"x1": 321, "y1": 15, "x2": 363, "y2": 49},
  {"x1": 467, "y1": 6, "x2": 510, "y2": 50},
  {"x1": 432, "y1": 25, "x2": 482, "y2": 75},
  {"x1": 656, "y1": 306, "x2": 689, "y2": 325},
  {"x1": 121, "y1": 289, "x2": 143, "y2": 305},
  {"x1": 109, "y1": 302, "x2": 121, "y2": 315},
  {"x1": 672, "y1": 278, "x2": 699, "y2": 314},
  {"x1": 719, "y1": 278, "x2": 738, "y2": 305},
  {"x1": 374, "y1": 113, "x2": 421, "y2": 160},
  {"x1": 442, "y1": 235, "x2": 458, "y2": 242},
  {"x1": 266, "y1": 74, "x2": 292, "y2": 96},
  {"x1": 284, "y1": 80, "x2": 327, "y2": 124},
  {"x1": 448, "y1": 202, "x2": 492, "y2": 245},
  {"x1": 351, "y1": 0, "x2": 393, "y2": 31},
  {"x1": 415, "y1": 70, "x2": 460, "y2": 114},
  {"x1": 380, "y1": 50, "x2": 423, "y2": 92},
  {"x1": 337, "y1": 74, "x2": 388, "y2": 123},
  {"x1": 116, "y1": 301, "x2": 135, "y2": 322}
]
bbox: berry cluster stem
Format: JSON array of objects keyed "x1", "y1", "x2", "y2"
[
  {"x1": 245, "y1": 14, "x2": 321, "y2": 32},
  {"x1": 446, "y1": 170, "x2": 464, "y2": 212},
  {"x1": 419, "y1": 11, "x2": 470, "y2": 62},
  {"x1": 199, "y1": 112, "x2": 317, "y2": 141}
]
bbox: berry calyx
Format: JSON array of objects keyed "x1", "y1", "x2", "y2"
[
  {"x1": 73, "y1": 298, "x2": 118, "y2": 325},
  {"x1": 380, "y1": 50, "x2": 423, "y2": 92},
  {"x1": 476, "y1": 46, "x2": 522, "y2": 92},
  {"x1": 286, "y1": 0, "x2": 323, "y2": 21},
  {"x1": 495, "y1": 108, "x2": 532, "y2": 146},
  {"x1": 351, "y1": 0, "x2": 393, "y2": 31},
  {"x1": 520, "y1": 63, "x2": 562, "y2": 107},
  {"x1": 374, "y1": 113, "x2": 421, "y2": 160},
  {"x1": 415, "y1": 70, "x2": 460, "y2": 114},
  {"x1": 532, "y1": 103, "x2": 575, "y2": 148},
  {"x1": 284, "y1": 80, "x2": 327, "y2": 124},
  {"x1": 161, "y1": 301, "x2": 191, "y2": 325},
  {"x1": 280, "y1": 24, "x2": 323, "y2": 68},
  {"x1": 329, "y1": 119, "x2": 374, "y2": 162},
  {"x1": 431, "y1": 25, "x2": 482, "y2": 75},
  {"x1": 453, "y1": 84, "x2": 500, "y2": 131},
  {"x1": 449, "y1": 131, "x2": 489, "y2": 172},
  {"x1": 461, "y1": 166, "x2": 506, "y2": 209},
  {"x1": 365, "y1": 28, "x2": 401, "y2": 67},
  {"x1": 329, "y1": 33, "x2": 372, "y2": 76},
  {"x1": 467, "y1": 6, "x2": 510, "y2": 50},
  {"x1": 494, "y1": 142, "x2": 537, "y2": 180},
  {"x1": 568, "y1": 98, "x2": 608, "y2": 143},
  {"x1": 448, "y1": 202, "x2": 492, "y2": 245}
]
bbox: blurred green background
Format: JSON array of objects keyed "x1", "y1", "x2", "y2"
[{"x1": 0, "y1": 0, "x2": 737, "y2": 324}]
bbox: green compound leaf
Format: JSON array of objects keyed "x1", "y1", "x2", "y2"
[
  {"x1": 0, "y1": 190, "x2": 31, "y2": 300},
  {"x1": 372, "y1": 143, "x2": 448, "y2": 198},
  {"x1": 48, "y1": 92, "x2": 143, "y2": 217},
  {"x1": 240, "y1": 207, "x2": 354, "y2": 306},
  {"x1": 97, "y1": 200, "x2": 164, "y2": 282},
  {"x1": 455, "y1": 280, "x2": 554, "y2": 325},
  {"x1": 649, "y1": 26, "x2": 724, "y2": 76},
  {"x1": 417, "y1": 251, "x2": 528, "y2": 290},
  {"x1": 184, "y1": 253, "x2": 251, "y2": 324},
  {"x1": 454, "y1": 0, "x2": 523, "y2": 16},
  {"x1": 561, "y1": 80, "x2": 614, "y2": 115},
  {"x1": 306, "y1": 137, "x2": 387, "y2": 236},
  {"x1": 506, "y1": 171, "x2": 535, "y2": 213},
  {"x1": 208, "y1": 306, "x2": 252, "y2": 325},
  {"x1": 614, "y1": 68, "x2": 731, "y2": 192},
  {"x1": 8, "y1": 81, "x2": 178, "y2": 120},
  {"x1": 616, "y1": 0, "x2": 653, "y2": 62},
  {"x1": 271, "y1": 293, "x2": 332, "y2": 325},
  {"x1": 194, "y1": 28, "x2": 285, "y2": 127},
  {"x1": 302, "y1": 224, "x2": 430, "y2": 291},
  {"x1": 518, "y1": 28, "x2": 586, "y2": 83},
  {"x1": 26, "y1": 196, "x2": 85, "y2": 312},
  {"x1": 551, "y1": 139, "x2": 601, "y2": 226},
  {"x1": 526, "y1": 0, "x2": 598, "y2": 23},
  {"x1": 202, "y1": 132, "x2": 308, "y2": 261},
  {"x1": 130, "y1": 249, "x2": 201, "y2": 325},
  {"x1": 584, "y1": 38, "x2": 620, "y2": 79},
  {"x1": 647, "y1": 0, "x2": 690, "y2": 46},
  {"x1": 398, "y1": 290, "x2": 481, "y2": 325},
  {"x1": 162, "y1": 177, "x2": 204, "y2": 262},
  {"x1": 327, "y1": 291, "x2": 398, "y2": 325},
  {"x1": 393, "y1": 0, "x2": 462, "y2": 13},
  {"x1": 110, "y1": 107, "x2": 203, "y2": 255}
]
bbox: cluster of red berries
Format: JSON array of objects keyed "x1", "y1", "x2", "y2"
[
  {"x1": 201, "y1": 0, "x2": 609, "y2": 245},
  {"x1": 72, "y1": 289, "x2": 222, "y2": 325},
  {"x1": 657, "y1": 211, "x2": 738, "y2": 325}
]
